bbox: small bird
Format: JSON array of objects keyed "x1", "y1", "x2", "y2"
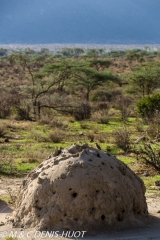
[
  {"x1": 53, "y1": 146, "x2": 63, "y2": 156},
  {"x1": 47, "y1": 146, "x2": 63, "y2": 159},
  {"x1": 95, "y1": 142, "x2": 101, "y2": 150},
  {"x1": 143, "y1": 171, "x2": 149, "y2": 177}
]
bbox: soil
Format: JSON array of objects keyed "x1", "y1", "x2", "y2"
[{"x1": 0, "y1": 177, "x2": 160, "y2": 240}]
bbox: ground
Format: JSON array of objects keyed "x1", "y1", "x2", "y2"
[{"x1": 0, "y1": 177, "x2": 160, "y2": 240}]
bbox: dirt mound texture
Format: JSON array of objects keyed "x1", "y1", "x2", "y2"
[{"x1": 12, "y1": 144, "x2": 148, "y2": 231}]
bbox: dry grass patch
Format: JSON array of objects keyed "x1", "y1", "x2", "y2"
[{"x1": 49, "y1": 128, "x2": 65, "y2": 143}]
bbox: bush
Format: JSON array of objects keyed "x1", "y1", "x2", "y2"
[
  {"x1": 91, "y1": 108, "x2": 110, "y2": 124},
  {"x1": 80, "y1": 122, "x2": 90, "y2": 129},
  {"x1": 49, "y1": 119, "x2": 68, "y2": 129},
  {"x1": 92, "y1": 89, "x2": 122, "y2": 102},
  {"x1": 0, "y1": 159, "x2": 17, "y2": 175},
  {"x1": 137, "y1": 93, "x2": 160, "y2": 121},
  {"x1": 15, "y1": 105, "x2": 31, "y2": 120},
  {"x1": 93, "y1": 101, "x2": 110, "y2": 111},
  {"x1": 91, "y1": 102, "x2": 110, "y2": 124},
  {"x1": 72, "y1": 102, "x2": 91, "y2": 120},
  {"x1": 146, "y1": 111, "x2": 160, "y2": 139},
  {"x1": 0, "y1": 91, "x2": 12, "y2": 118},
  {"x1": 115, "y1": 95, "x2": 133, "y2": 122},
  {"x1": 113, "y1": 127, "x2": 131, "y2": 152},
  {"x1": 135, "y1": 143, "x2": 160, "y2": 170},
  {"x1": 28, "y1": 130, "x2": 46, "y2": 142},
  {"x1": 87, "y1": 133, "x2": 95, "y2": 142},
  {"x1": 49, "y1": 129, "x2": 64, "y2": 143},
  {"x1": 99, "y1": 115, "x2": 110, "y2": 124}
]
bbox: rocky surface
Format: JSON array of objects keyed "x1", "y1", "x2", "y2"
[{"x1": 12, "y1": 144, "x2": 148, "y2": 231}]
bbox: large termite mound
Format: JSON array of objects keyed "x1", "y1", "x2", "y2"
[{"x1": 12, "y1": 144, "x2": 148, "y2": 231}]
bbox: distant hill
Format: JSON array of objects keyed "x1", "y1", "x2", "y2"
[{"x1": 1, "y1": 0, "x2": 160, "y2": 44}]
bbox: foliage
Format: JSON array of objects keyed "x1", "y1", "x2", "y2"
[
  {"x1": 89, "y1": 59, "x2": 111, "y2": 70},
  {"x1": 86, "y1": 48, "x2": 104, "y2": 59},
  {"x1": 0, "y1": 90, "x2": 17, "y2": 118},
  {"x1": 61, "y1": 47, "x2": 84, "y2": 56},
  {"x1": 72, "y1": 102, "x2": 91, "y2": 120},
  {"x1": 115, "y1": 95, "x2": 133, "y2": 122},
  {"x1": 99, "y1": 115, "x2": 110, "y2": 124},
  {"x1": 92, "y1": 88, "x2": 122, "y2": 102},
  {"x1": 146, "y1": 111, "x2": 160, "y2": 139},
  {"x1": 135, "y1": 143, "x2": 160, "y2": 170},
  {"x1": 127, "y1": 62, "x2": 160, "y2": 96},
  {"x1": 136, "y1": 93, "x2": 160, "y2": 120},
  {"x1": 73, "y1": 66, "x2": 119, "y2": 101},
  {"x1": 49, "y1": 129, "x2": 64, "y2": 143},
  {"x1": 0, "y1": 159, "x2": 17, "y2": 175},
  {"x1": 113, "y1": 126, "x2": 131, "y2": 152},
  {"x1": 126, "y1": 49, "x2": 146, "y2": 62}
]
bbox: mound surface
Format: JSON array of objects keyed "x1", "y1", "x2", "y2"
[{"x1": 12, "y1": 144, "x2": 148, "y2": 231}]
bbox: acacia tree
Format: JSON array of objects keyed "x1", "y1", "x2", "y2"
[
  {"x1": 7, "y1": 56, "x2": 119, "y2": 119},
  {"x1": 126, "y1": 49, "x2": 145, "y2": 63},
  {"x1": 43, "y1": 60, "x2": 119, "y2": 101},
  {"x1": 24, "y1": 48, "x2": 35, "y2": 56},
  {"x1": 127, "y1": 63, "x2": 160, "y2": 96},
  {"x1": 7, "y1": 53, "x2": 63, "y2": 120},
  {"x1": 89, "y1": 59, "x2": 112, "y2": 71},
  {"x1": 72, "y1": 66, "x2": 120, "y2": 101},
  {"x1": 42, "y1": 60, "x2": 76, "y2": 92},
  {"x1": 86, "y1": 49, "x2": 100, "y2": 59},
  {"x1": 72, "y1": 48, "x2": 84, "y2": 56},
  {"x1": 8, "y1": 53, "x2": 39, "y2": 118}
]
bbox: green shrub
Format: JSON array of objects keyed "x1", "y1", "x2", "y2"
[
  {"x1": 0, "y1": 159, "x2": 17, "y2": 175},
  {"x1": 135, "y1": 143, "x2": 160, "y2": 170},
  {"x1": 137, "y1": 93, "x2": 160, "y2": 120}
]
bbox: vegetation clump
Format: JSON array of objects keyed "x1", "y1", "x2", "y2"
[{"x1": 137, "y1": 93, "x2": 160, "y2": 121}]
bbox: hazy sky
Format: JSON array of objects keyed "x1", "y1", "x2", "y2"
[{"x1": 1, "y1": 0, "x2": 160, "y2": 44}]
